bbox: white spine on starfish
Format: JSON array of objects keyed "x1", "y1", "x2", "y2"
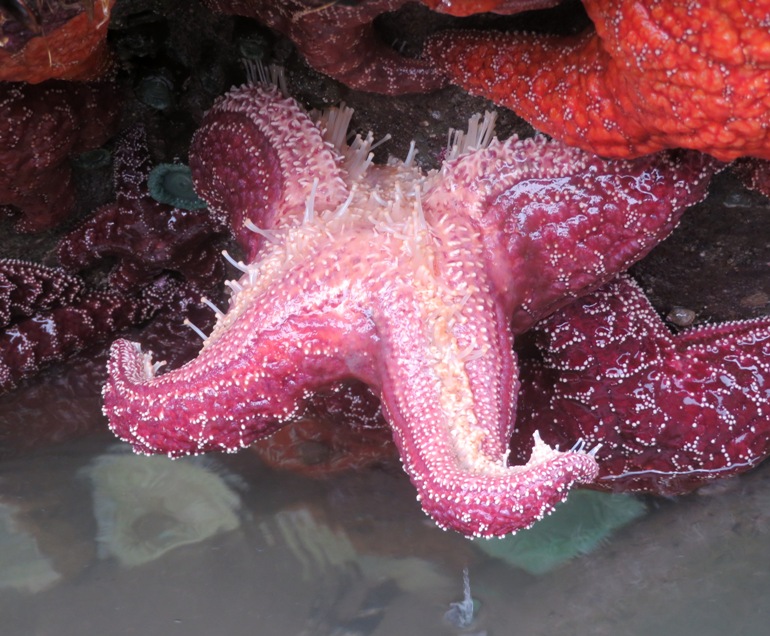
[
  {"x1": 445, "y1": 111, "x2": 498, "y2": 162},
  {"x1": 209, "y1": 111, "x2": 439, "y2": 348}
]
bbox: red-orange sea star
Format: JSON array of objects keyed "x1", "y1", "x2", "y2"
[
  {"x1": 425, "y1": 0, "x2": 770, "y2": 160},
  {"x1": 202, "y1": 0, "x2": 560, "y2": 95},
  {"x1": 0, "y1": 0, "x2": 115, "y2": 83}
]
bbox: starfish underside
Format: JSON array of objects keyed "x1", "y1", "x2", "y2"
[{"x1": 104, "y1": 83, "x2": 718, "y2": 537}]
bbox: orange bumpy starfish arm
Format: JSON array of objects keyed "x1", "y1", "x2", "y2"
[{"x1": 426, "y1": 0, "x2": 770, "y2": 159}]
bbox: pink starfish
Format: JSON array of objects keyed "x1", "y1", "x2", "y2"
[
  {"x1": 104, "y1": 83, "x2": 717, "y2": 537},
  {"x1": 514, "y1": 274, "x2": 770, "y2": 495}
]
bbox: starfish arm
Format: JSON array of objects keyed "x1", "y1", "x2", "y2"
[
  {"x1": 516, "y1": 275, "x2": 770, "y2": 494},
  {"x1": 379, "y1": 332, "x2": 599, "y2": 537},
  {"x1": 104, "y1": 324, "x2": 375, "y2": 456},
  {"x1": 111, "y1": 126, "x2": 153, "y2": 204},
  {"x1": 0, "y1": 80, "x2": 120, "y2": 231},
  {"x1": 0, "y1": 259, "x2": 84, "y2": 327},
  {"x1": 423, "y1": 30, "x2": 641, "y2": 155},
  {"x1": 372, "y1": 271, "x2": 597, "y2": 538},
  {"x1": 296, "y1": 13, "x2": 446, "y2": 95},
  {"x1": 422, "y1": 0, "x2": 561, "y2": 16},
  {"x1": 104, "y1": 253, "x2": 380, "y2": 456},
  {"x1": 0, "y1": 163, "x2": 77, "y2": 231},
  {"x1": 582, "y1": 0, "x2": 770, "y2": 159},
  {"x1": 1, "y1": 287, "x2": 158, "y2": 393},
  {"x1": 190, "y1": 84, "x2": 349, "y2": 259},
  {"x1": 57, "y1": 202, "x2": 122, "y2": 272},
  {"x1": 734, "y1": 158, "x2": 770, "y2": 199},
  {"x1": 425, "y1": 1, "x2": 770, "y2": 159},
  {"x1": 434, "y1": 136, "x2": 719, "y2": 330},
  {"x1": 58, "y1": 125, "x2": 226, "y2": 293},
  {"x1": 0, "y1": 0, "x2": 115, "y2": 82},
  {"x1": 497, "y1": 149, "x2": 719, "y2": 330}
]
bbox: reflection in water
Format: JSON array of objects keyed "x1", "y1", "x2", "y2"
[
  {"x1": 260, "y1": 508, "x2": 356, "y2": 580},
  {"x1": 3, "y1": 367, "x2": 770, "y2": 635},
  {"x1": 0, "y1": 502, "x2": 60, "y2": 593},
  {"x1": 83, "y1": 449, "x2": 243, "y2": 567}
]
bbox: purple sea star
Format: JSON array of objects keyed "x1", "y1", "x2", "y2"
[
  {"x1": 0, "y1": 79, "x2": 120, "y2": 232},
  {"x1": 103, "y1": 83, "x2": 718, "y2": 537},
  {"x1": 0, "y1": 120, "x2": 228, "y2": 394},
  {"x1": 734, "y1": 158, "x2": 770, "y2": 199},
  {"x1": 0, "y1": 259, "x2": 172, "y2": 393},
  {"x1": 58, "y1": 125, "x2": 226, "y2": 292},
  {"x1": 0, "y1": 259, "x2": 84, "y2": 328},
  {"x1": 514, "y1": 274, "x2": 770, "y2": 495}
]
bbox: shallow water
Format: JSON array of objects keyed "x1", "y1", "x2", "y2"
[{"x1": 2, "y1": 368, "x2": 770, "y2": 636}]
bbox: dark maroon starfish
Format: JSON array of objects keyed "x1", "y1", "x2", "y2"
[
  {"x1": 734, "y1": 158, "x2": 770, "y2": 199},
  {"x1": 203, "y1": 1, "x2": 569, "y2": 96},
  {"x1": 0, "y1": 260, "x2": 84, "y2": 328},
  {"x1": 0, "y1": 119, "x2": 229, "y2": 393},
  {"x1": 103, "y1": 83, "x2": 718, "y2": 537},
  {"x1": 0, "y1": 258, "x2": 174, "y2": 393},
  {"x1": 0, "y1": 79, "x2": 120, "y2": 232},
  {"x1": 421, "y1": 0, "x2": 561, "y2": 15},
  {"x1": 58, "y1": 125, "x2": 226, "y2": 292},
  {"x1": 514, "y1": 274, "x2": 770, "y2": 495}
]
